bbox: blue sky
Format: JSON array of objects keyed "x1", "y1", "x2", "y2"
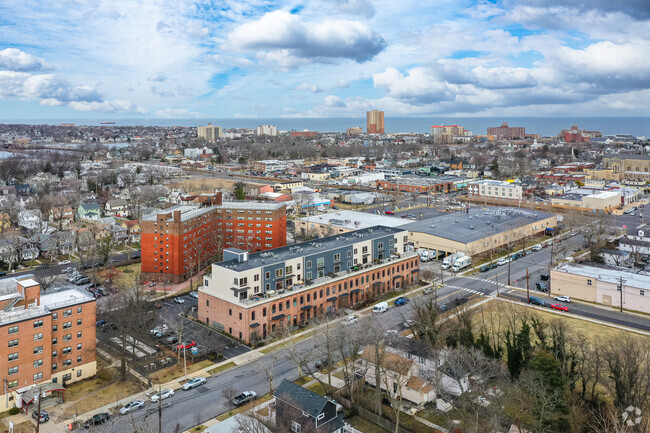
[{"x1": 0, "y1": 0, "x2": 649, "y2": 119}]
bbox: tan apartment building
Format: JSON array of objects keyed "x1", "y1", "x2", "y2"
[
  {"x1": 0, "y1": 278, "x2": 96, "y2": 409},
  {"x1": 197, "y1": 123, "x2": 223, "y2": 141},
  {"x1": 551, "y1": 263, "x2": 650, "y2": 314}
]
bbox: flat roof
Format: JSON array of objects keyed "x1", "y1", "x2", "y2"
[
  {"x1": 141, "y1": 204, "x2": 212, "y2": 222},
  {"x1": 403, "y1": 207, "x2": 556, "y2": 244},
  {"x1": 40, "y1": 287, "x2": 95, "y2": 309},
  {"x1": 18, "y1": 278, "x2": 39, "y2": 288},
  {"x1": 298, "y1": 210, "x2": 411, "y2": 231},
  {"x1": 381, "y1": 175, "x2": 466, "y2": 186},
  {"x1": 216, "y1": 225, "x2": 405, "y2": 272},
  {"x1": 217, "y1": 201, "x2": 285, "y2": 211},
  {"x1": 554, "y1": 263, "x2": 650, "y2": 289}
]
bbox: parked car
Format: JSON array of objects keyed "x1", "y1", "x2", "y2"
[
  {"x1": 149, "y1": 389, "x2": 174, "y2": 402},
  {"x1": 232, "y1": 391, "x2": 257, "y2": 406},
  {"x1": 540, "y1": 274, "x2": 550, "y2": 281},
  {"x1": 535, "y1": 282, "x2": 548, "y2": 292},
  {"x1": 532, "y1": 244, "x2": 543, "y2": 251},
  {"x1": 35, "y1": 263, "x2": 49, "y2": 269},
  {"x1": 423, "y1": 286, "x2": 434, "y2": 295},
  {"x1": 176, "y1": 341, "x2": 196, "y2": 350},
  {"x1": 166, "y1": 335, "x2": 180, "y2": 345},
  {"x1": 438, "y1": 304, "x2": 448, "y2": 312},
  {"x1": 32, "y1": 410, "x2": 49, "y2": 423},
  {"x1": 58, "y1": 260, "x2": 72, "y2": 265},
  {"x1": 554, "y1": 296, "x2": 571, "y2": 303},
  {"x1": 182, "y1": 377, "x2": 207, "y2": 390},
  {"x1": 189, "y1": 291, "x2": 199, "y2": 299},
  {"x1": 84, "y1": 412, "x2": 110, "y2": 428},
  {"x1": 342, "y1": 315, "x2": 358, "y2": 325},
  {"x1": 384, "y1": 210, "x2": 394, "y2": 215},
  {"x1": 75, "y1": 277, "x2": 91, "y2": 285},
  {"x1": 394, "y1": 297, "x2": 409, "y2": 306},
  {"x1": 173, "y1": 297, "x2": 185, "y2": 304},
  {"x1": 551, "y1": 304, "x2": 569, "y2": 312},
  {"x1": 150, "y1": 325, "x2": 168, "y2": 335},
  {"x1": 497, "y1": 258, "x2": 508, "y2": 266},
  {"x1": 100, "y1": 322, "x2": 118, "y2": 332},
  {"x1": 480, "y1": 265, "x2": 491, "y2": 272},
  {"x1": 315, "y1": 358, "x2": 330, "y2": 370},
  {"x1": 119, "y1": 400, "x2": 145, "y2": 415},
  {"x1": 529, "y1": 297, "x2": 545, "y2": 306},
  {"x1": 455, "y1": 297, "x2": 469, "y2": 306}
]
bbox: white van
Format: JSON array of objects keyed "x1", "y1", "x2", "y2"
[{"x1": 372, "y1": 301, "x2": 388, "y2": 313}]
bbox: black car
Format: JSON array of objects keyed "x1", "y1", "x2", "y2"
[
  {"x1": 36, "y1": 263, "x2": 49, "y2": 269},
  {"x1": 455, "y1": 297, "x2": 469, "y2": 305},
  {"x1": 84, "y1": 412, "x2": 110, "y2": 428},
  {"x1": 100, "y1": 322, "x2": 118, "y2": 332},
  {"x1": 536, "y1": 282, "x2": 548, "y2": 292},
  {"x1": 540, "y1": 274, "x2": 550, "y2": 281},
  {"x1": 0, "y1": 271, "x2": 6, "y2": 277},
  {"x1": 166, "y1": 335, "x2": 179, "y2": 345}
]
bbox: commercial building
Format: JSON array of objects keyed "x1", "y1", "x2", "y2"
[
  {"x1": 346, "y1": 127, "x2": 363, "y2": 135},
  {"x1": 0, "y1": 277, "x2": 96, "y2": 408},
  {"x1": 252, "y1": 160, "x2": 290, "y2": 173},
  {"x1": 184, "y1": 146, "x2": 213, "y2": 159},
  {"x1": 295, "y1": 210, "x2": 411, "y2": 237},
  {"x1": 551, "y1": 190, "x2": 621, "y2": 212},
  {"x1": 256, "y1": 125, "x2": 277, "y2": 137},
  {"x1": 290, "y1": 130, "x2": 317, "y2": 138},
  {"x1": 551, "y1": 263, "x2": 650, "y2": 314},
  {"x1": 431, "y1": 124, "x2": 465, "y2": 144},
  {"x1": 601, "y1": 154, "x2": 650, "y2": 182},
  {"x1": 404, "y1": 207, "x2": 557, "y2": 259},
  {"x1": 140, "y1": 195, "x2": 287, "y2": 283},
  {"x1": 197, "y1": 123, "x2": 223, "y2": 141},
  {"x1": 377, "y1": 175, "x2": 467, "y2": 194},
  {"x1": 367, "y1": 110, "x2": 385, "y2": 134},
  {"x1": 487, "y1": 121, "x2": 525, "y2": 139},
  {"x1": 199, "y1": 226, "x2": 418, "y2": 343},
  {"x1": 467, "y1": 180, "x2": 523, "y2": 200},
  {"x1": 559, "y1": 125, "x2": 601, "y2": 143}
]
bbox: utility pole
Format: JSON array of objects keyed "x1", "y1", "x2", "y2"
[
  {"x1": 619, "y1": 276, "x2": 624, "y2": 313},
  {"x1": 507, "y1": 253, "x2": 512, "y2": 286},
  {"x1": 158, "y1": 384, "x2": 162, "y2": 433},
  {"x1": 495, "y1": 272, "x2": 499, "y2": 297},
  {"x1": 526, "y1": 267, "x2": 530, "y2": 303},
  {"x1": 35, "y1": 386, "x2": 42, "y2": 433}
]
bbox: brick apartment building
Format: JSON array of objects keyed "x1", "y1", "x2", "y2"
[
  {"x1": 141, "y1": 197, "x2": 287, "y2": 284},
  {"x1": 377, "y1": 175, "x2": 463, "y2": 194},
  {"x1": 199, "y1": 226, "x2": 419, "y2": 343},
  {"x1": 0, "y1": 277, "x2": 96, "y2": 408},
  {"x1": 487, "y1": 121, "x2": 525, "y2": 139}
]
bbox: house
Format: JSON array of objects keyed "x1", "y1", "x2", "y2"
[
  {"x1": 0, "y1": 235, "x2": 39, "y2": 264},
  {"x1": 274, "y1": 379, "x2": 345, "y2": 433},
  {"x1": 18, "y1": 209, "x2": 42, "y2": 231},
  {"x1": 49, "y1": 206, "x2": 75, "y2": 229},
  {"x1": 106, "y1": 224, "x2": 128, "y2": 244},
  {"x1": 120, "y1": 220, "x2": 141, "y2": 243},
  {"x1": 77, "y1": 202, "x2": 102, "y2": 221},
  {"x1": 105, "y1": 198, "x2": 129, "y2": 216}
]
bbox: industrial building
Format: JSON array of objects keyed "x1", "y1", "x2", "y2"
[
  {"x1": 295, "y1": 210, "x2": 411, "y2": 237},
  {"x1": 403, "y1": 207, "x2": 557, "y2": 259}
]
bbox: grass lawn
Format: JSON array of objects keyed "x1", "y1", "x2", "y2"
[
  {"x1": 215, "y1": 394, "x2": 274, "y2": 421},
  {"x1": 307, "y1": 382, "x2": 331, "y2": 396},
  {"x1": 109, "y1": 263, "x2": 142, "y2": 290},
  {"x1": 149, "y1": 359, "x2": 214, "y2": 384},
  {"x1": 62, "y1": 362, "x2": 146, "y2": 418},
  {"x1": 346, "y1": 415, "x2": 391, "y2": 433},
  {"x1": 189, "y1": 425, "x2": 207, "y2": 432},
  {"x1": 207, "y1": 361, "x2": 236, "y2": 376},
  {"x1": 293, "y1": 376, "x2": 312, "y2": 386},
  {"x1": 6, "y1": 421, "x2": 33, "y2": 433}
]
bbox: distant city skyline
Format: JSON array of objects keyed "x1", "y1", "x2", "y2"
[{"x1": 0, "y1": 1, "x2": 649, "y2": 119}]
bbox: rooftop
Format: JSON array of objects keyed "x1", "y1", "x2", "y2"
[
  {"x1": 141, "y1": 204, "x2": 215, "y2": 222},
  {"x1": 40, "y1": 287, "x2": 95, "y2": 309},
  {"x1": 216, "y1": 225, "x2": 406, "y2": 273},
  {"x1": 554, "y1": 263, "x2": 650, "y2": 289},
  {"x1": 403, "y1": 207, "x2": 556, "y2": 245},
  {"x1": 382, "y1": 175, "x2": 466, "y2": 186},
  {"x1": 217, "y1": 201, "x2": 285, "y2": 211},
  {"x1": 298, "y1": 210, "x2": 411, "y2": 231}
]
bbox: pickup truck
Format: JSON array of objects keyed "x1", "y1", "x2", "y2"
[{"x1": 232, "y1": 391, "x2": 257, "y2": 406}]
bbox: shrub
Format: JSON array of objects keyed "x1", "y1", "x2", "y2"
[{"x1": 9, "y1": 407, "x2": 19, "y2": 415}]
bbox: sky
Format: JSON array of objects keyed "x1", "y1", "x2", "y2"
[{"x1": 0, "y1": 0, "x2": 649, "y2": 119}]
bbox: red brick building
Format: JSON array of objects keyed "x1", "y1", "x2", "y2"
[
  {"x1": 0, "y1": 277, "x2": 96, "y2": 408},
  {"x1": 290, "y1": 131, "x2": 317, "y2": 138},
  {"x1": 487, "y1": 121, "x2": 525, "y2": 139},
  {"x1": 140, "y1": 198, "x2": 287, "y2": 284}
]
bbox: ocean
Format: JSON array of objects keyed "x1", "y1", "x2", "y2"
[{"x1": 3, "y1": 117, "x2": 650, "y2": 137}]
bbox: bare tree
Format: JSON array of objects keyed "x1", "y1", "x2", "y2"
[{"x1": 222, "y1": 385, "x2": 238, "y2": 410}]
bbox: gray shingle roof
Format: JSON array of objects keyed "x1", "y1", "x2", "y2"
[{"x1": 274, "y1": 379, "x2": 327, "y2": 418}]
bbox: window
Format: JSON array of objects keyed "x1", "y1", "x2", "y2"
[
  {"x1": 306, "y1": 261, "x2": 312, "y2": 268},
  {"x1": 63, "y1": 322, "x2": 72, "y2": 329},
  {"x1": 34, "y1": 359, "x2": 43, "y2": 368},
  {"x1": 587, "y1": 279, "x2": 592, "y2": 286},
  {"x1": 347, "y1": 250, "x2": 352, "y2": 258},
  {"x1": 77, "y1": 319, "x2": 82, "y2": 326},
  {"x1": 77, "y1": 344, "x2": 82, "y2": 350},
  {"x1": 63, "y1": 309, "x2": 72, "y2": 317},
  {"x1": 34, "y1": 372, "x2": 43, "y2": 381},
  {"x1": 63, "y1": 347, "x2": 72, "y2": 355},
  {"x1": 378, "y1": 242, "x2": 383, "y2": 250},
  {"x1": 333, "y1": 253, "x2": 340, "y2": 262},
  {"x1": 8, "y1": 326, "x2": 18, "y2": 334},
  {"x1": 52, "y1": 351, "x2": 57, "y2": 357},
  {"x1": 254, "y1": 274, "x2": 260, "y2": 282},
  {"x1": 77, "y1": 306, "x2": 83, "y2": 313},
  {"x1": 77, "y1": 331, "x2": 82, "y2": 338},
  {"x1": 33, "y1": 320, "x2": 43, "y2": 328},
  {"x1": 641, "y1": 290, "x2": 645, "y2": 296},
  {"x1": 52, "y1": 338, "x2": 58, "y2": 345},
  {"x1": 77, "y1": 370, "x2": 82, "y2": 377},
  {"x1": 34, "y1": 346, "x2": 43, "y2": 354},
  {"x1": 52, "y1": 325, "x2": 58, "y2": 332},
  {"x1": 8, "y1": 380, "x2": 18, "y2": 389},
  {"x1": 34, "y1": 333, "x2": 43, "y2": 341},
  {"x1": 8, "y1": 367, "x2": 18, "y2": 375},
  {"x1": 63, "y1": 373, "x2": 72, "y2": 381},
  {"x1": 286, "y1": 265, "x2": 293, "y2": 274},
  {"x1": 52, "y1": 312, "x2": 58, "y2": 320},
  {"x1": 317, "y1": 257, "x2": 324, "y2": 267},
  {"x1": 8, "y1": 353, "x2": 18, "y2": 361},
  {"x1": 63, "y1": 360, "x2": 72, "y2": 367},
  {"x1": 77, "y1": 356, "x2": 82, "y2": 363},
  {"x1": 275, "y1": 268, "x2": 283, "y2": 278},
  {"x1": 265, "y1": 272, "x2": 270, "y2": 279},
  {"x1": 291, "y1": 421, "x2": 301, "y2": 433},
  {"x1": 63, "y1": 334, "x2": 72, "y2": 341}
]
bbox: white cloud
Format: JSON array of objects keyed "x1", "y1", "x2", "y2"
[
  {"x1": 323, "y1": 95, "x2": 345, "y2": 107},
  {"x1": 373, "y1": 67, "x2": 454, "y2": 105},
  {"x1": 332, "y1": 79, "x2": 349, "y2": 89},
  {"x1": 154, "y1": 107, "x2": 201, "y2": 118},
  {"x1": 334, "y1": 0, "x2": 376, "y2": 18},
  {"x1": 295, "y1": 83, "x2": 324, "y2": 92},
  {"x1": 227, "y1": 10, "x2": 386, "y2": 67},
  {"x1": 147, "y1": 73, "x2": 168, "y2": 82},
  {"x1": 0, "y1": 48, "x2": 51, "y2": 72},
  {"x1": 69, "y1": 100, "x2": 147, "y2": 113}
]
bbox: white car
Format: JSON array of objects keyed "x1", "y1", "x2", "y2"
[
  {"x1": 497, "y1": 258, "x2": 508, "y2": 266},
  {"x1": 150, "y1": 389, "x2": 174, "y2": 403},
  {"x1": 58, "y1": 260, "x2": 72, "y2": 265},
  {"x1": 182, "y1": 377, "x2": 207, "y2": 390},
  {"x1": 173, "y1": 297, "x2": 185, "y2": 304},
  {"x1": 119, "y1": 400, "x2": 145, "y2": 415},
  {"x1": 403, "y1": 319, "x2": 415, "y2": 328},
  {"x1": 554, "y1": 296, "x2": 571, "y2": 303},
  {"x1": 532, "y1": 244, "x2": 543, "y2": 251},
  {"x1": 342, "y1": 315, "x2": 358, "y2": 325},
  {"x1": 189, "y1": 291, "x2": 199, "y2": 299}
]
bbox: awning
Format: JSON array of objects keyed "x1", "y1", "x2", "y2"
[
  {"x1": 326, "y1": 296, "x2": 338, "y2": 302},
  {"x1": 372, "y1": 282, "x2": 382, "y2": 287},
  {"x1": 350, "y1": 289, "x2": 361, "y2": 294},
  {"x1": 249, "y1": 323, "x2": 260, "y2": 328},
  {"x1": 411, "y1": 269, "x2": 420, "y2": 273},
  {"x1": 230, "y1": 286, "x2": 249, "y2": 294},
  {"x1": 300, "y1": 305, "x2": 313, "y2": 311},
  {"x1": 338, "y1": 293, "x2": 349, "y2": 298},
  {"x1": 271, "y1": 314, "x2": 286, "y2": 320},
  {"x1": 21, "y1": 383, "x2": 66, "y2": 405},
  {"x1": 393, "y1": 275, "x2": 402, "y2": 280}
]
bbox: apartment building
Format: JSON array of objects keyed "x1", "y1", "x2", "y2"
[
  {"x1": 467, "y1": 180, "x2": 523, "y2": 200},
  {"x1": 431, "y1": 124, "x2": 465, "y2": 144},
  {"x1": 487, "y1": 121, "x2": 525, "y2": 139},
  {"x1": 199, "y1": 226, "x2": 418, "y2": 343},
  {"x1": 140, "y1": 197, "x2": 286, "y2": 283},
  {"x1": 0, "y1": 277, "x2": 96, "y2": 408},
  {"x1": 367, "y1": 110, "x2": 385, "y2": 134},
  {"x1": 197, "y1": 123, "x2": 222, "y2": 141},
  {"x1": 256, "y1": 125, "x2": 277, "y2": 136}
]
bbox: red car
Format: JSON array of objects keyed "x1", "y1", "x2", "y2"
[
  {"x1": 551, "y1": 304, "x2": 569, "y2": 312},
  {"x1": 384, "y1": 210, "x2": 395, "y2": 215},
  {"x1": 176, "y1": 341, "x2": 196, "y2": 350}
]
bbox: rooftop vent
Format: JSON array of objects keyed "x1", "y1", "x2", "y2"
[
  {"x1": 469, "y1": 225, "x2": 474, "y2": 230},
  {"x1": 430, "y1": 224, "x2": 435, "y2": 228}
]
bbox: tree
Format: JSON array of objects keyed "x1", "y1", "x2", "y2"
[
  {"x1": 222, "y1": 385, "x2": 238, "y2": 410},
  {"x1": 233, "y1": 181, "x2": 247, "y2": 200},
  {"x1": 602, "y1": 335, "x2": 650, "y2": 416},
  {"x1": 489, "y1": 157, "x2": 500, "y2": 179}
]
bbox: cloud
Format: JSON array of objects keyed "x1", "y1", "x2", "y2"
[
  {"x1": 373, "y1": 67, "x2": 454, "y2": 105},
  {"x1": 332, "y1": 79, "x2": 349, "y2": 89},
  {"x1": 227, "y1": 10, "x2": 386, "y2": 67},
  {"x1": 323, "y1": 95, "x2": 345, "y2": 107},
  {"x1": 334, "y1": 0, "x2": 376, "y2": 18},
  {"x1": 504, "y1": 0, "x2": 650, "y2": 20},
  {"x1": 154, "y1": 107, "x2": 201, "y2": 118},
  {"x1": 150, "y1": 85, "x2": 175, "y2": 97},
  {"x1": 147, "y1": 73, "x2": 168, "y2": 82},
  {"x1": 0, "y1": 48, "x2": 51, "y2": 72},
  {"x1": 69, "y1": 100, "x2": 147, "y2": 113},
  {"x1": 295, "y1": 83, "x2": 324, "y2": 92}
]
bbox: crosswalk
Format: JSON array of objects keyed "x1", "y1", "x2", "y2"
[{"x1": 442, "y1": 283, "x2": 487, "y2": 296}]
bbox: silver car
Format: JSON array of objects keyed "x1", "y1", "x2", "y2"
[
  {"x1": 182, "y1": 377, "x2": 207, "y2": 390},
  {"x1": 149, "y1": 389, "x2": 174, "y2": 403},
  {"x1": 119, "y1": 400, "x2": 145, "y2": 415}
]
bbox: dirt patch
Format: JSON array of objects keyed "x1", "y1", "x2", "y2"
[
  {"x1": 60, "y1": 362, "x2": 146, "y2": 419},
  {"x1": 149, "y1": 359, "x2": 214, "y2": 384}
]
